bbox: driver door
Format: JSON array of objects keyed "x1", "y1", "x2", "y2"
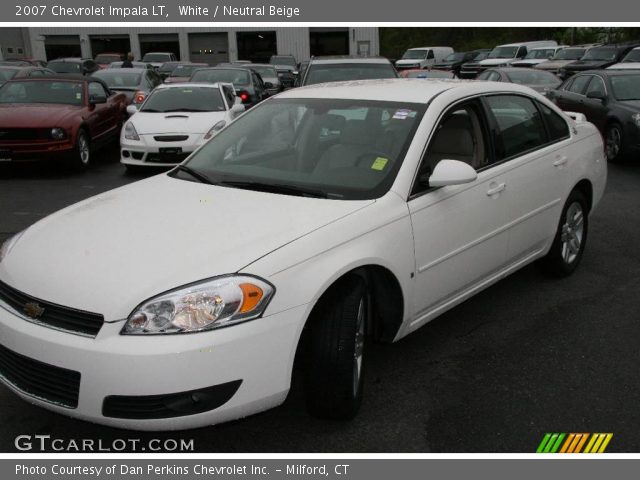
[{"x1": 408, "y1": 99, "x2": 509, "y2": 328}]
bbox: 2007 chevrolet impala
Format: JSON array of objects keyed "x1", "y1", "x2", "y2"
[{"x1": 0, "y1": 79, "x2": 606, "y2": 430}]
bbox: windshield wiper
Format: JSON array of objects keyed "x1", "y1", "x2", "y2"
[
  {"x1": 217, "y1": 180, "x2": 328, "y2": 198},
  {"x1": 172, "y1": 165, "x2": 215, "y2": 184}
]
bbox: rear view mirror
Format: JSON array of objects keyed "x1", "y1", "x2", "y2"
[{"x1": 429, "y1": 159, "x2": 477, "y2": 187}]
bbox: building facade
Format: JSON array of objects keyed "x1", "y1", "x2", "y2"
[{"x1": 24, "y1": 27, "x2": 380, "y2": 64}]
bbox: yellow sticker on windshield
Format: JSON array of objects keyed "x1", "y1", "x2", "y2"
[{"x1": 371, "y1": 157, "x2": 388, "y2": 171}]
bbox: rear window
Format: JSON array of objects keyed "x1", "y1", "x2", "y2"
[
  {"x1": 304, "y1": 63, "x2": 397, "y2": 86},
  {"x1": 92, "y1": 71, "x2": 142, "y2": 88},
  {"x1": 506, "y1": 70, "x2": 560, "y2": 86},
  {"x1": 191, "y1": 69, "x2": 250, "y2": 86},
  {"x1": 48, "y1": 61, "x2": 81, "y2": 73}
]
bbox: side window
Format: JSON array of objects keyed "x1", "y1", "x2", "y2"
[
  {"x1": 427, "y1": 50, "x2": 434, "y2": 59},
  {"x1": 485, "y1": 95, "x2": 547, "y2": 160},
  {"x1": 412, "y1": 101, "x2": 489, "y2": 195},
  {"x1": 88, "y1": 82, "x2": 108, "y2": 98},
  {"x1": 568, "y1": 75, "x2": 591, "y2": 95},
  {"x1": 517, "y1": 46, "x2": 527, "y2": 58},
  {"x1": 538, "y1": 102, "x2": 570, "y2": 142},
  {"x1": 585, "y1": 76, "x2": 606, "y2": 97}
]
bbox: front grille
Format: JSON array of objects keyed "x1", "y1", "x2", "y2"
[
  {"x1": 146, "y1": 152, "x2": 190, "y2": 163},
  {"x1": 153, "y1": 135, "x2": 189, "y2": 142},
  {"x1": 0, "y1": 129, "x2": 40, "y2": 142},
  {"x1": 0, "y1": 280, "x2": 104, "y2": 337},
  {"x1": 103, "y1": 380, "x2": 242, "y2": 419},
  {"x1": 0, "y1": 343, "x2": 81, "y2": 408}
]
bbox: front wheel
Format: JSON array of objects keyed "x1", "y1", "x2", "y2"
[
  {"x1": 68, "y1": 129, "x2": 91, "y2": 171},
  {"x1": 538, "y1": 190, "x2": 589, "y2": 277},
  {"x1": 304, "y1": 275, "x2": 368, "y2": 420},
  {"x1": 605, "y1": 123, "x2": 625, "y2": 163}
]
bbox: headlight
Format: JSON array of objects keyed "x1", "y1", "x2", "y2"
[
  {"x1": 121, "y1": 275, "x2": 275, "y2": 335},
  {"x1": 50, "y1": 128, "x2": 66, "y2": 140},
  {"x1": 632, "y1": 113, "x2": 640, "y2": 128},
  {"x1": 203, "y1": 120, "x2": 226, "y2": 140},
  {"x1": 0, "y1": 231, "x2": 25, "y2": 264},
  {"x1": 123, "y1": 121, "x2": 139, "y2": 141}
]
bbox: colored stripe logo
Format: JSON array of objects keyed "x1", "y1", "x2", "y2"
[{"x1": 537, "y1": 433, "x2": 613, "y2": 453}]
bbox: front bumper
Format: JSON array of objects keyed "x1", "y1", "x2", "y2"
[
  {"x1": 0, "y1": 298, "x2": 306, "y2": 430},
  {"x1": 120, "y1": 134, "x2": 205, "y2": 168},
  {"x1": 0, "y1": 140, "x2": 75, "y2": 163}
]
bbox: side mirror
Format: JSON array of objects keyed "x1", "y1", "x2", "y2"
[
  {"x1": 264, "y1": 81, "x2": 273, "y2": 89},
  {"x1": 126, "y1": 104, "x2": 139, "y2": 116},
  {"x1": 230, "y1": 104, "x2": 245, "y2": 115},
  {"x1": 429, "y1": 159, "x2": 477, "y2": 187},
  {"x1": 89, "y1": 94, "x2": 107, "y2": 105},
  {"x1": 586, "y1": 90, "x2": 606, "y2": 101}
]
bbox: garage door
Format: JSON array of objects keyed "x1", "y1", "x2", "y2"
[
  {"x1": 90, "y1": 35, "x2": 131, "y2": 60},
  {"x1": 310, "y1": 28, "x2": 349, "y2": 56},
  {"x1": 139, "y1": 33, "x2": 180, "y2": 60},
  {"x1": 188, "y1": 33, "x2": 229, "y2": 66},
  {"x1": 44, "y1": 35, "x2": 81, "y2": 61}
]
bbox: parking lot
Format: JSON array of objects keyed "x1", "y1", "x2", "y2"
[{"x1": 0, "y1": 149, "x2": 639, "y2": 452}]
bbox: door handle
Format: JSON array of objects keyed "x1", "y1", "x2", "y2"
[
  {"x1": 553, "y1": 156, "x2": 568, "y2": 167},
  {"x1": 486, "y1": 183, "x2": 506, "y2": 196}
]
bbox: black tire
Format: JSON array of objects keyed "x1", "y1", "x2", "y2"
[
  {"x1": 605, "y1": 122, "x2": 625, "y2": 163},
  {"x1": 68, "y1": 129, "x2": 91, "y2": 171},
  {"x1": 538, "y1": 189, "x2": 589, "y2": 277},
  {"x1": 304, "y1": 275, "x2": 368, "y2": 420}
]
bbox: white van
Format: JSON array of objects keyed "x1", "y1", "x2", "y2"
[
  {"x1": 395, "y1": 47, "x2": 454, "y2": 70},
  {"x1": 475, "y1": 40, "x2": 558, "y2": 73}
]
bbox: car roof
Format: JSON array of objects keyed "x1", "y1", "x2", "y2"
[
  {"x1": 576, "y1": 69, "x2": 640, "y2": 76},
  {"x1": 309, "y1": 56, "x2": 392, "y2": 64},
  {"x1": 94, "y1": 68, "x2": 148, "y2": 74},
  {"x1": 143, "y1": 52, "x2": 174, "y2": 56},
  {"x1": 276, "y1": 78, "x2": 537, "y2": 102}
]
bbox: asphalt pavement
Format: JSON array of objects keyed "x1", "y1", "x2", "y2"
[{"x1": 0, "y1": 148, "x2": 639, "y2": 452}]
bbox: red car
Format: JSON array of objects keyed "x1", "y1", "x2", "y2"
[
  {"x1": 95, "y1": 52, "x2": 124, "y2": 69},
  {"x1": 0, "y1": 76, "x2": 127, "y2": 169}
]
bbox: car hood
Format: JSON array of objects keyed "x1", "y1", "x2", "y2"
[
  {"x1": 131, "y1": 111, "x2": 228, "y2": 135},
  {"x1": 396, "y1": 59, "x2": 424, "y2": 65},
  {"x1": 478, "y1": 58, "x2": 516, "y2": 66},
  {"x1": 536, "y1": 60, "x2": 574, "y2": 70},
  {"x1": 511, "y1": 59, "x2": 546, "y2": 66},
  {"x1": 0, "y1": 104, "x2": 81, "y2": 128},
  {"x1": 0, "y1": 174, "x2": 374, "y2": 320}
]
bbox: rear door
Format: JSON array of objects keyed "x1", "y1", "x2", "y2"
[
  {"x1": 482, "y1": 94, "x2": 570, "y2": 265},
  {"x1": 580, "y1": 75, "x2": 609, "y2": 130}
]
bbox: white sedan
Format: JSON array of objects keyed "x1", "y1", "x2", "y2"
[
  {"x1": 120, "y1": 82, "x2": 245, "y2": 170},
  {"x1": 0, "y1": 79, "x2": 606, "y2": 430}
]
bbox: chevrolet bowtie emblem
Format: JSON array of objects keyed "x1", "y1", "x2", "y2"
[{"x1": 23, "y1": 302, "x2": 45, "y2": 319}]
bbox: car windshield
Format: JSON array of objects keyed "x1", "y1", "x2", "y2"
[
  {"x1": 524, "y1": 48, "x2": 556, "y2": 59},
  {"x1": 270, "y1": 56, "x2": 296, "y2": 67},
  {"x1": 142, "y1": 53, "x2": 171, "y2": 62},
  {"x1": 506, "y1": 70, "x2": 560, "y2": 85},
  {"x1": 622, "y1": 49, "x2": 640, "y2": 63},
  {"x1": 472, "y1": 52, "x2": 489, "y2": 61},
  {"x1": 442, "y1": 53, "x2": 465, "y2": 62},
  {"x1": 582, "y1": 47, "x2": 618, "y2": 61},
  {"x1": 48, "y1": 61, "x2": 82, "y2": 73},
  {"x1": 553, "y1": 48, "x2": 586, "y2": 60},
  {"x1": 304, "y1": 63, "x2": 397, "y2": 85},
  {"x1": 191, "y1": 69, "x2": 250, "y2": 86},
  {"x1": 610, "y1": 75, "x2": 640, "y2": 100},
  {"x1": 488, "y1": 46, "x2": 519, "y2": 59},
  {"x1": 170, "y1": 64, "x2": 205, "y2": 77},
  {"x1": 95, "y1": 54, "x2": 121, "y2": 63},
  {"x1": 0, "y1": 80, "x2": 83, "y2": 105},
  {"x1": 249, "y1": 65, "x2": 278, "y2": 79},
  {"x1": 180, "y1": 98, "x2": 425, "y2": 200},
  {"x1": 0, "y1": 69, "x2": 19, "y2": 82},
  {"x1": 141, "y1": 86, "x2": 225, "y2": 112},
  {"x1": 402, "y1": 50, "x2": 429, "y2": 60},
  {"x1": 92, "y1": 71, "x2": 142, "y2": 88}
]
